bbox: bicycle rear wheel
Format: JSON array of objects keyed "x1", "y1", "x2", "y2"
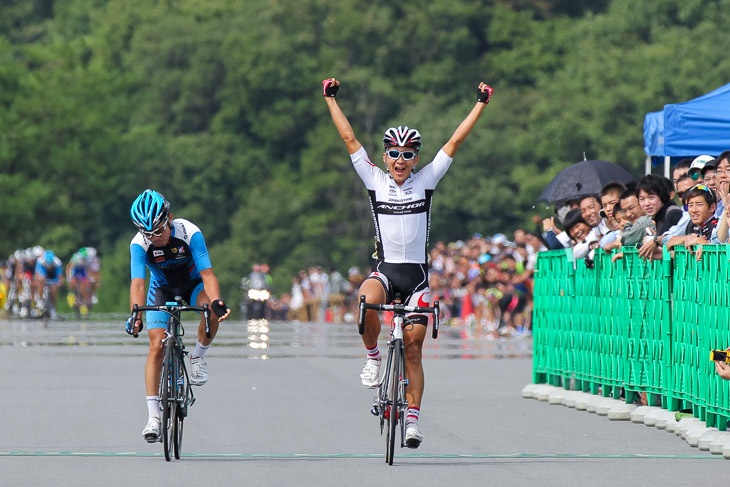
[
  {"x1": 161, "y1": 337, "x2": 176, "y2": 461},
  {"x1": 385, "y1": 341, "x2": 402, "y2": 465}
]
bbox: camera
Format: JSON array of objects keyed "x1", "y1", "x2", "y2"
[{"x1": 711, "y1": 349, "x2": 730, "y2": 363}]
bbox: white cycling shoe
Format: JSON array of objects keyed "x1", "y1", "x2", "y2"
[
  {"x1": 190, "y1": 356, "x2": 208, "y2": 386},
  {"x1": 142, "y1": 417, "x2": 161, "y2": 443},
  {"x1": 405, "y1": 423, "x2": 424, "y2": 449},
  {"x1": 360, "y1": 358, "x2": 381, "y2": 389}
]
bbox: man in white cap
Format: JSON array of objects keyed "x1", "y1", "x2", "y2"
[{"x1": 687, "y1": 155, "x2": 715, "y2": 183}]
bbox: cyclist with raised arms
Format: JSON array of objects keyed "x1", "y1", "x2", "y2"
[
  {"x1": 126, "y1": 189, "x2": 231, "y2": 443},
  {"x1": 322, "y1": 77, "x2": 493, "y2": 448}
]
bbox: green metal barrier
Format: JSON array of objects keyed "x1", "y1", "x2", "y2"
[{"x1": 532, "y1": 245, "x2": 729, "y2": 429}]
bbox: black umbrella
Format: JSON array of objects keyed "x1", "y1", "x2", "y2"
[{"x1": 537, "y1": 159, "x2": 637, "y2": 206}]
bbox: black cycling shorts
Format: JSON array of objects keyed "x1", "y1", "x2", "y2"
[{"x1": 367, "y1": 262, "x2": 430, "y2": 326}]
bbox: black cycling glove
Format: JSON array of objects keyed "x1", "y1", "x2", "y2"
[
  {"x1": 322, "y1": 78, "x2": 339, "y2": 97},
  {"x1": 211, "y1": 299, "x2": 230, "y2": 319},
  {"x1": 125, "y1": 317, "x2": 143, "y2": 337},
  {"x1": 477, "y1": 83, "x2": 494, "y2": 104}
]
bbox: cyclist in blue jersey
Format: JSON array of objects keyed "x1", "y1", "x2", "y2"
[
  {"x1": 323, "y1": 77, "x2": 493, "y2": 448},
  {"x1": 34, "y1": 250, "x2": 63, "y2": 319},
  {"x1": 126, "y1": 189, "x2": 231, "y2": 443}
]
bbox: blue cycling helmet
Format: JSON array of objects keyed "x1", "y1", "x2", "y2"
[
  {"x1": 130, "y1": 189, "x2": 170, "y2": 231},
  {"x1": 44, "y1": 250, "x2": 55, "y2": 265}
]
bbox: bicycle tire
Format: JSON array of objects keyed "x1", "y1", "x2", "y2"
[
  {"x1": 161, "y1": 335, "x2": 176, "y2": 461},
  {"x1": 378, "y1": 350, "x2": 393, "y2": 435},
  {"x1": 173, "y1": 352, "x2": 187, "y2": 459},
  {"x1": 385, "y1": 340, "x2": 401, "y2": 465}
]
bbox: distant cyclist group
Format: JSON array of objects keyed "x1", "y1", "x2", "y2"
[
  {"x1": 123, "y1": 78, "x2": 492, "y2": 458},
  {"x1": 1, "y1": 246, "x2": 100, "y2": 320}
]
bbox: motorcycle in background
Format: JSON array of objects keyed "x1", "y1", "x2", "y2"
[{"x1": 241, "y1": 266, "x2": 271, "y2": 320}]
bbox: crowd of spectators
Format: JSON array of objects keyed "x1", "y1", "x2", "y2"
[
  {"x1": 540, "y1": 151, "x2": 730, "y2": 266},
  {"x1": 535, "y1": 151, "x2": 730, "y2": 389}
]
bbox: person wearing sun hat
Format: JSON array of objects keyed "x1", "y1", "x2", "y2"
[{"x1": 687, "y1": 155, "x2": 715, "y2": 182}]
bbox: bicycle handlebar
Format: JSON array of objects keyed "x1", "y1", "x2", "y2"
[
  {"x1": 358, "y1": 295, "x2": 440, "y2": 339},
  {"x1": 131, "y1": 303, "x2": 212, "y2": 339}
]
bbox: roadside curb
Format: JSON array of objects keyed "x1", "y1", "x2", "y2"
[{"x1": 522, "y1": 383, "x2": 730, "y2": 459}]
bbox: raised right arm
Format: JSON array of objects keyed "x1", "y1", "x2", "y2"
[{"x1": 323, "y1": 78, "x2": 363, "y2": 155}]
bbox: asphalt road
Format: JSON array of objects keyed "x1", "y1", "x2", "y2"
[{"x1": 0, "y1": 317, "x2": 725, "y2": 486}]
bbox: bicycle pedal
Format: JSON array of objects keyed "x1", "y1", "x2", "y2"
[{"x1": 370, "y1": 405, "x2": 380, "y2": 416}]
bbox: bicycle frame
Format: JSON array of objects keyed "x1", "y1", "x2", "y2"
[{"x1": 358, "y1": 295, "x2": 439, "y2": 465}]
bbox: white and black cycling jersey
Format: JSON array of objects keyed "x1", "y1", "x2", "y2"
[{"x1": 351, "y1": 146, "x2": 453, "y2": 264}]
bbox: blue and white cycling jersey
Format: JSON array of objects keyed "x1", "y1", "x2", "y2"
[
  {"x1": 130, "y1": 218, "x2": 212, "y2": 303},
  {"x1": 35, "y1": 257, "x2": 63, "y2": 282}
]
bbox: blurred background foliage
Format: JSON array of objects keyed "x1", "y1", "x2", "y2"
[{"x1": 2, "y1": 0, "x2": 730, "y2": 310}]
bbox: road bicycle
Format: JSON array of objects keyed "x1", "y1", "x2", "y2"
[
  {"x1": 35, "y1": 281, "x2": 52, "y2": 328},
  {"x1": 130, "y1": 300, "x2": 211, "y2": 461},
  {"x1": 358, "y1": 294, "x2": 439, "y2": 465}
]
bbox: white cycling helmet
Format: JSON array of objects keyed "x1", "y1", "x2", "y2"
[
  {"x1": 32, "y1": 245, "x2": 45, "y2": 259},
  {"x1": 383, "y1": 125, "x2": 421, "y2": 150}
]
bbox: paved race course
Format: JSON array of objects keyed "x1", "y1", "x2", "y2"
[{"x1": 0, "y1": 317, "x2": 725, "y2": 486}]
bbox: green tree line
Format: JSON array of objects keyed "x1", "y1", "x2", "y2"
[{"x1": 2, "y1": 0, "x2": 730, "y2": 311}]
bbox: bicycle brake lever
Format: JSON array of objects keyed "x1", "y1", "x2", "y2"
[
  {"x1": 131, "y1": 304, "x2": 140, "y2": 338},
  {"x1": 203, "y1": 304, "x2": 211, "y2": 339},
  {"x1": 358, "y1": 296, "x2": 366, "y2": 335},
  {"x1": 432, "y1": 301, "x2": 440, "y2": 339}
]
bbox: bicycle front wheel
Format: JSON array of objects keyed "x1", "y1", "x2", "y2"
[
  {"x1": 173, "y1": 353, "x2": 187, "y2": 459},
  {"x1": 385, "y1": 341, "x2": 402, "y2": 465},
  {"x1": 161, "y1": 337, "x2": 176, "y2": 461}
]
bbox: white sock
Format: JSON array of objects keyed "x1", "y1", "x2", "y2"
[
  {"x1": 146, "y1": 395, "x2": 160, "y2": 419},
  {"x1": 406, "y1": 407, "x2": 420, "y2": 426},
  {"x1": 366, "y1": 345, "x2": 381, "y2": 361},
  {"x1": 192, "y1": 341, "x2": 209, "y2": 358}
]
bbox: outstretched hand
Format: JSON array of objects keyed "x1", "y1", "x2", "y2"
[
  {"x1": 211, "y1": 299, "x2": 231, "y2": 321},
  {"x1": 477, "y1": 82, "x2": 494, "y2": 104},
  {"x1": 322, "y1": 78, "x2": 339, "y2": 97}
]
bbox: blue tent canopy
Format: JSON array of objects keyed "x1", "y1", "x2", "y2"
[
  {"x1": 644, "y1": 83, "x2": 730, "y2": 158},
  {"x1": 643, "y1": 110, "x2": 664, "y2": 157}
]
